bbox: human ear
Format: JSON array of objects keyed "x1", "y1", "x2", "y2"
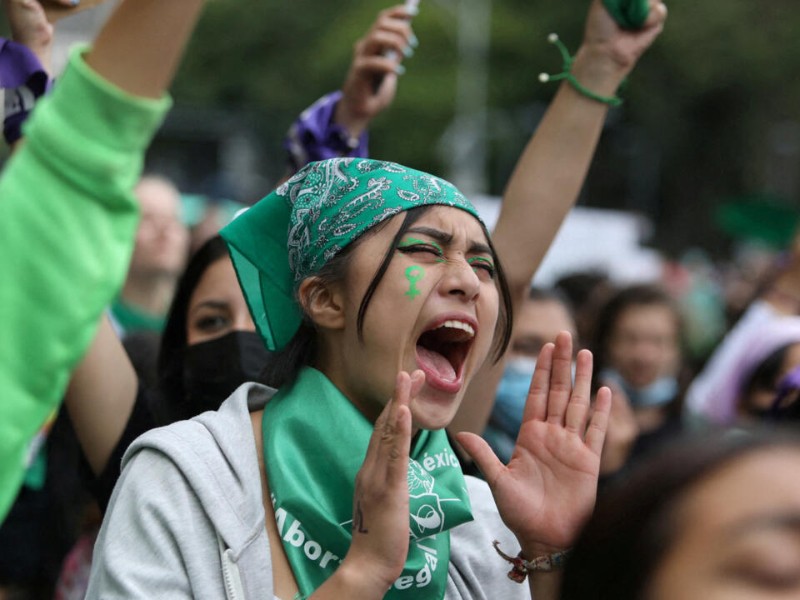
[{"x1": 297, "y1": 277, "x2": 346, "y2": 331}]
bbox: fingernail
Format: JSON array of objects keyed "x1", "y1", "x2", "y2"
[
  {"x1": 407, "y1": 6, "x2": 419, "y2": 16},
  {"x1": 70, "y1": 0, "x2": 80, "y2": 6},
  {"x1": 395, "y1": 64, "x2": 406, "y2": 76},
  {"x1": 403, "y1": 45, "x2": 414, "y2": 58},
  {"x1": 409, "y1": 33, "x2": 419, "y2": 48}
]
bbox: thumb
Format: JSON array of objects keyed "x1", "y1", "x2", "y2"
[{"x1": 455, "y1": 432, "x2": 505, "y2": 484}]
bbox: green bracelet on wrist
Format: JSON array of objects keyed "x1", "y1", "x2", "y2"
[{"x1": 538, "y1": 33, "x2": 623, "y2": 107}]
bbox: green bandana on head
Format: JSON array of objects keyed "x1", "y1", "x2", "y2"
[
  {"x1": 219, "y1": 158, "x2": 481, "y2": 351},
  {"x1": 264, "y1": 367, "x2": 473, "y2": 599}
]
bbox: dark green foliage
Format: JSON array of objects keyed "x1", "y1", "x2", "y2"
[{"x1": 4, "y1": 0, "x2": 800, "y2": 253}]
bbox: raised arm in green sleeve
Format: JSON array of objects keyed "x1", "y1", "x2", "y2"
[{"x1": 0, "y1": 48, "x2": 171, "y2": 520}]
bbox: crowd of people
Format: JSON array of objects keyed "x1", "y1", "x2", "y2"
[{"x1": 1, "y1": 0, "x2": 798, "y2": 598}]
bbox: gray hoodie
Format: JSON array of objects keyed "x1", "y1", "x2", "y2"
[{"x1": 86, "y1": 383, "x2": 530, "y2": 599}]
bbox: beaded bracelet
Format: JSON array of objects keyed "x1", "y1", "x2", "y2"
[
  {"x1": 493, "y1": 540, "x2": 571, "y2": 583},
  {"x1": 538, "y1": 33, "x2": 623, "y2": 107}
]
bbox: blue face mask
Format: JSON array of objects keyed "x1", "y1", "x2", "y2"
[
  {"x1": 600, "y1": 368, "x2": 678, "y2": 408},
  {"x1": 486, "y1": 357, "x2": 537, "y2": 463},
  {"x1": 491, "y1": 357, "x2": 537, "y2": 436}
]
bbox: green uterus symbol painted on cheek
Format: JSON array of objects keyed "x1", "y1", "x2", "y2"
[{"x1": 405, "y1": 266, "x2": 425, "y2": 299}]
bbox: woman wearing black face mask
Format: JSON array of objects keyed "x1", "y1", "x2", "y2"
[
  {"x1": 66, "y1": 236, "x2": 271, "y2": 512},
  {"x1": 155, "y1": 236, "x2": 271, "y2": 424}
]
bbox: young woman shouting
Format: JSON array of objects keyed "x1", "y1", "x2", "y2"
[{"x1": 87, "y1": 159, "x2": 611, "y2": 600}]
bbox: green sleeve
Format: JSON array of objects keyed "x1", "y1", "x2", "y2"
[{"x1": 0, "y1": 47, "x2": 172, "y2": 521}]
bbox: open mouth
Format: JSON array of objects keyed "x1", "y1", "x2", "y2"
[{"x1": 415, "y1": 318, "x2": 476, "y2": 393}]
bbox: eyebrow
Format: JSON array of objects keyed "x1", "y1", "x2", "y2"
[
  {"x1": 406, "y1": 226, "x2": 493, "y2": 257},
  {"x1": 726, "y1": 512, "x2": 800, "y2": 539},
  {"x1": 189, "y1": 300, "x2": 230, "y2": 315}
]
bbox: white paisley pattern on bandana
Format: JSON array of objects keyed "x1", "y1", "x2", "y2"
[{"x1": 277, "y1": 158, "x2": 481, "y2": 282}]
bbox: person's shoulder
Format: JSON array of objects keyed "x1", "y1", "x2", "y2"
[
  {"x1": 120, "y1": 381, "x2": 273, "y2": 493},
  {"x1": 115, "y1": 382, "x2": 270, "y2": 550},
  {"x1": 118, "y1": 382, "x2": 267, "y2": 499},
  {"x1": 126, "y1": 381, "x2": 273, "y2": 463}
]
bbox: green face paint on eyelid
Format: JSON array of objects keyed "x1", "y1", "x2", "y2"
[
  {"x1": 468, "y1": 256, "x2": 494, "y2": 268},
  {"x1": 405, "y1": 266, "x2": 425, "y2": 299},
  {"x1": 397, "y1": 238, "x2": 447, "y2": 262},
  {"x1": 398, "y1": 237, "x2": 446, "y2": 261}
]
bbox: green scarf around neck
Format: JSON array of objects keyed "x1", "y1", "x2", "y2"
[{"x1": 262, "y1": 367, "x2": 473, "y2": 598}]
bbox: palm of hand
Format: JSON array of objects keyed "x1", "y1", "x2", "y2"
[
  {"x1": 458, "y1": 332, "x2": 611, "y2": 554},
  {"x1": 493, "y1": 418, "x2": 601, "y2": 549}
]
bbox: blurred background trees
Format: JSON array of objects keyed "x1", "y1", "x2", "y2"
[{"x1": 4, "y1": 0, "x2": 800, "y2": 256}]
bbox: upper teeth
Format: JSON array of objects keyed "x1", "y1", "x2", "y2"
[{"x1": 437, "y1": 320, "x2": 475, "y2": 337}]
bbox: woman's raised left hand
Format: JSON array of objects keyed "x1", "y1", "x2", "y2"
[{"x1": 457, "y1": 332, "x2": 611, "y2": 555}]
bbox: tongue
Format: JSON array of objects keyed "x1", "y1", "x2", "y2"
[{"x1": 417, "y1": 345, "x2": 457, "y2": 382}]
